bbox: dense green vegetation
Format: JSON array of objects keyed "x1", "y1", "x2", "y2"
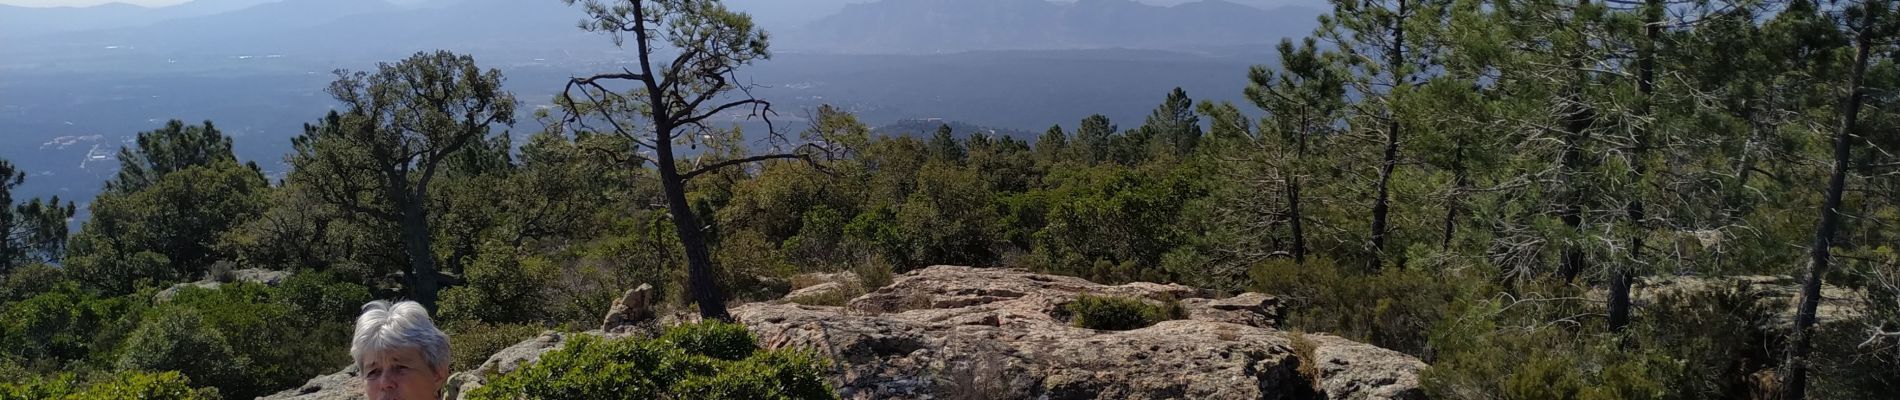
[
  {"x1": 2, "y1": 0, "x2": 1899, "y2": 398},
  {"x1": 466, "y1": 322, "x2": 835, "y2": 400},
  {"x1": 1066, "y1": 294, "x2": 1187, "y2": 331}
]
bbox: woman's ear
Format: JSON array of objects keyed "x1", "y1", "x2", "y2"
[{"x1": 434, "y1": 364, "x2": 451, "y2": 387}]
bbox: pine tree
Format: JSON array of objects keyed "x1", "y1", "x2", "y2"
[{"x1": 1245, "y1": 38, "x2": 1346, "y2": 265}]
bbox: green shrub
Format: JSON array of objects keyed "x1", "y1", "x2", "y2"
[
  {"x1": 0, "y1": 371, "x2": 218, "y2": 400},
  {"x1": 439, "y1": 244, "x2": 557, "y2": 325},
  {"x1": 445, "y1": 322, "x2": 544, "y2": 372},
  {"x1": 272, "y1": 271, "x2": 371, "y2": 326},
  {"x1": 1247, "y1": 257, "x2": 1464, "y2": 355},
  {"x1": 128, "y1": 282, "x2": 353, "y2": 399},
  {"x1": 1066, "y1": 294, "x2": 1181, "y2": 331},
  {"x1": 1, "y1": 263, "x2": 67, "y2": 302},
  {"x1": 467, "y1": 322, "x2": 836, "y2": 400},
  {"x1": 114, "y1": 309, "x2": 242, "y2": 395},
  {"x1": 853, "y1": 258, "x2": 896, "y2": 290},
  {"x1": 661, "y1": 321, "x2": 759, "y2": 361},
  {"x1": 0, "y1": 287, "x2": 140, "y2": 365}
]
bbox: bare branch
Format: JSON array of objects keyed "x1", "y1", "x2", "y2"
[{"x1": 679, "y1": 149, "x2": 818, "y2": 182}]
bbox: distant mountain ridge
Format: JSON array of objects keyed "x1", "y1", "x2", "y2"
[
  {"x1": 872, "y1": 119, "x2": 1033, "y2": 141},
  {"x1": 3, "y1": 0, "x2": 1322, "y2": 58},
  {"x1": 782, "y1": 0, "x2": 1321, "y2": 53},
  {"x1": 0, "y1": 0, "x2": 275, "y2": 37}
]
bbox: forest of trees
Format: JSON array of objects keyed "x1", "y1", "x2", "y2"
[{"x1": 5, "y1": 0, "x2": 1900, "y2": 398}]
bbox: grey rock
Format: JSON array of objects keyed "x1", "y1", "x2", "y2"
[
  {"x1": 600, "y1": 284, "x2": 654, "y2": 333},
  {"x1": 1183, "y1": 292, "x2": 1285, "y2": 329},
  {"x1": 256, "y1": 365, "x2": 363, "y2": 400},
  {"x1": 737, "y1": 265, "x2": 1425, "y2": 400}
]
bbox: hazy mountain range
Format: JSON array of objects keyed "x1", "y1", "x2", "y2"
[
  {"x1": 0, "y1": 0, "x2": 1307, "y2": 213},
  {"x1": 787, "y1": 0, "x2": 1320, "y2": 53},
  {"x1": 2, "y1": 0, "x2": 1321, "y2": 61}
]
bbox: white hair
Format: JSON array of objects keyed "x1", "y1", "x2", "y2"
[{"x1": 351, "y1": 300, "x2": 450, "y2": 373}]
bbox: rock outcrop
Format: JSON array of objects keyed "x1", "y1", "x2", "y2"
[
  {"x1": 1589, "y1": 274, "x2": 1864, "y2": 328},
  {"x1": 257, "y1": 365, "x2": 362, "y2": 400},
  {"x1": 156, "y1": 268, "x2": 291, "y2": 303},
  {"x1": 600, "y1": 284, "x2": 655, "y2": 333},
  {"x1": 734, "y1": 266, "x2": 1424, "y2": 400},
  {"x1": 264, "y1": 266, "x2": 1426, "y2": 400}
]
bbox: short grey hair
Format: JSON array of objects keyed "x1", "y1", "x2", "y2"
[{"x1": 351, "y1": 300, "x2": 450, "y2": 373}]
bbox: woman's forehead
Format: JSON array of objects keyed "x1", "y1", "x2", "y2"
[{"x1": 364, "y1": 346, "x2": 426, "y2": 365}]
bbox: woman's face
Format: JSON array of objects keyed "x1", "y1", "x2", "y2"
[{"x1": 362, "y1": 346, "x2": 448, "y2": 400}]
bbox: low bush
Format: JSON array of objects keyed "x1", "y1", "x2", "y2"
[
  {"x1": 1066, "y1": 294, "x2": 1182, "y2": 331},
  {"x1": 660, "y1": 321, "x2": 759, "y2": 361},
  {"x1": 438, "y1": 244, "x2": 557, "y2": 325},
  {"x1": 114, "y1": 309, "x2": 241, "y2": 396},
  {"x1": 272, "y1": 271, "x2": 371, "y2": 326},
  {"x1": 1, "y1": 263, "x2": 67, "y2": 302},
  {"x1": 0, "y1": 287, "x2": 141, "y2": 366},
  {"x1": 0, "y1": 371, "x2": 218, "y2": 400},
  {"x1": 1247, "y1": 257, "x2": 1466, "y2": 355},
  {"x1": 466, "y1": 322, "x2": 836, "y2": 400}
]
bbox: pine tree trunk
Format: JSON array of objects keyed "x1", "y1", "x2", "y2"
[
  {"x1": 656, "y1": 122, "x2": 733, "y2": 321},
  {"x1": 1557, "y1": 0, "x2": 1595, "y2": 283},
  {"x1": 1290, "y1": 125, "x2": 1309, "y2": 265},
  {"x1": 1442, "y1": 140, "x2": 1466, "y2": 251},
  {"x1": 1784, "y1": 3, "x2": 1877, "y2": 397},
  {"x1": 1368, "y1": 0, "x2": 1406, "y2": 271},
  {"x1": 1288, "y1": 177, "x2": 1307, "y2": 264},
  {"x1": 1611, "y1": 0, "x2": 1662, "y2": 334}
]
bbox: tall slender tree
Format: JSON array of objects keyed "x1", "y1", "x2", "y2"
[
  {"x1": 1246, "y1": 38, "x2": 1346, "y2": 265},
  {"x1": 1143, "y1": 87, "x2": 1203, "y2": 157},
  {"x1": 1607, "y1": 0, "x2": 1666, "y2": 334},
  {"x1": 1785, "y1": 0, "x2": 1889, "y2": 396},
  {"x1": 1319, "y1": 0, "x2": 1427, "y2": 269},
  {"x1": 558, "y1": 0, "x2": 839, "y2": 320}
]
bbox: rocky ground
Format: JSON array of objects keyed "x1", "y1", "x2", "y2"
[{"x1": 263, "y1": 266, "x2": 1427, "y2": 400}]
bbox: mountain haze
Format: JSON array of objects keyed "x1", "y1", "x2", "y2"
[
  {"x1": 4, "y1": 0, "x2": 1322, "y2": 62},
  {"x1": 783, "y1": 0, "x2": 1320, "y2": 53}
]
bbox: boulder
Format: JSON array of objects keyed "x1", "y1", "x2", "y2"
[
  {"x1": 257, "y1": 365, "x2": 363, "y2": 400},
  {"x1": 791, "y1": 271, "x2": 861, "y2": 290},
  {"x1": 1182, "y1": 292, "x2": 1284, "y2": 328},
  {"x1": 600, "y1": 284, "x2": 654, "y2": 333},
  {"x1": 231, "y1": 268, "x2": 291, "y2": 285},
  {"x1": 736, "y1": 265, "x2": 1425, "y2": 399},
  {"x1": 1591, "y1": 275, "x2": 1864, "y2": 329},
  {"x1": 783, "y1": 281, "x2": 851, "y2": 305}
]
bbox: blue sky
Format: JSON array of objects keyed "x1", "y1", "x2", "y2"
[{"x1": 1, "y1": 0, "x2": 189, "y2": 6}]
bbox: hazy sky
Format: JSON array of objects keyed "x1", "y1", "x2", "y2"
[
  {"x1": 0, "y1": 0, "x2": 1310, "y2": 9},
  {"x1": 0, "y1": 0, "x2": 189, "y2": 6}
]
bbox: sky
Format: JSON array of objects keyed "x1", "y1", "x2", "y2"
[{"x1": 0, "y1": 0, "x2": 189, "y2": 6}]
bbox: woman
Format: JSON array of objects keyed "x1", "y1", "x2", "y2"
[{"x1": 351, "y1": 300, "x2": 452, "y2": 400}]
